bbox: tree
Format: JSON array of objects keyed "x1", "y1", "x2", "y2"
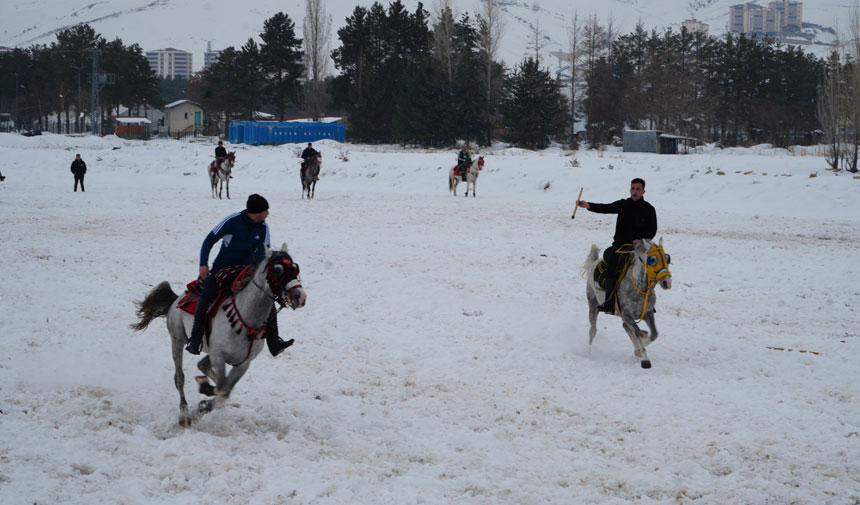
[
  {"x1": 303, "y1": 0, "x2": 332, "y2": 119},
  {"x1": 499, "y1": 58, "x2": 568, "y2": 149},
  {"x1": 260, "y1": 12, "x2": 304, "y2": 120}
]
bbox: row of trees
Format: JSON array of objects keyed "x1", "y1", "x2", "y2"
[
  {"x1": 3, "y1": 0, "x2": 860, "y2": 163},
  {"x1": 570, "y1": 18, "x2": 823, "y2": 148},
  {"x1": 0, "y1": 24, "x2": 159, "y2": 133}
]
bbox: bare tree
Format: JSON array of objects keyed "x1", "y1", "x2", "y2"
[
  {"x1": 581, "y1": 13, "x2": 607, "y2": 84},
  {"x1": 605, "y1": 11, "x2": 618, "y2": 59},
  {"x1": 817, "y1": 52, "x2": 846, "y2": 171},
  {"x1": 846, "y1": 9, "x2": 860, "y2": 172},
  {"x1": 303, "y1": 0, "x2": 332, "y2": 120},
  {"x1": 433, "y1": 0, "x2": 457, "y2": 81},
  {"x1": 528, "y1": 20, "x2": 548, "y2": 65},
  {"x1": 566, "y1": 10, "x2": 582, "y2": 135},
  {"x1": 477, "y1": 0, "x2": 504, "y2": 103}
]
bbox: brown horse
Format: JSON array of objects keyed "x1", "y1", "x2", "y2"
[{"x1": 301, "y1": 153, "x2": 321, "y2": 199}]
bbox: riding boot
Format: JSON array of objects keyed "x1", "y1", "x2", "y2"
[
  {"x1": 264, "y1": 307, "x2": 294, "y2": 357},
  {"x1": 187, "y1": 273, "x2": 216, "y2": 354},
  {"x1": 598, "y1": 274, "x2": 617, "y2": 314}
]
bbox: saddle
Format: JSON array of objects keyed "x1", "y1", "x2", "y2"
[
  {"x1": 176, "y1": 265, "x2": 254, "y2": 336},
  {"x1": 592, "y1": 245, "x2": 633, "y2": 294}
]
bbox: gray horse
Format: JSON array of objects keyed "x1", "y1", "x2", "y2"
[
  {"x1": 210, "y1": 151, "x2": 236, "y2": 199},
  {"x1": 131, "y1": 244, "x2": 306, "y2": 426},
  {"x1": 583, "y1": 238, "x2": 672, "y2": 368},
  {"x1": 301, "y1": 154, "x2": 321, "y2": 199}
]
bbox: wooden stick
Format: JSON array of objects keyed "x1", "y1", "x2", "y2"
[{"x1": 571, "y1": 187, "x2": 584, "y2": 219}]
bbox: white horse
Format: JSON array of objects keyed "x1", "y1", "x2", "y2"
[
  {"x1": 131, "y1": 244, "x2": 306, "y2": 426},
  {"x1": 582, "y1": 238, "x2": 672, "y2": 368},
  {"x1": 448, "y1": 156, "x2": 484, "y2": 197},
  {"x1": 209, "y1": 151, "x2": 236, "y2": 199}
]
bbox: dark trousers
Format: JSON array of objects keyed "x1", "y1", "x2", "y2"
[
  {"x1": 193, "y1": 271, "x2": 219, "y2": 324},
  {"x1": 74, "y1": 174, "x2": 85, "y2": 192},
  {"x1": 602, "y1": 245, "x2": 623, "y2": 301}
]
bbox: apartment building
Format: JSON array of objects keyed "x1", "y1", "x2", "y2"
[
  {"x1": 145, "y1": 48, "x2": 193, "y2": 79},
  {"x1": 730, "y1": 1, "x2": 802, "y2": 35},
  {"x1": 682, "y1": 19, "x2": 709, "y2": 35}
]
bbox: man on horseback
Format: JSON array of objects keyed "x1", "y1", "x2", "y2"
[
  {"x1": 456, "y1": 145, "x2": 472, "y2": 177},
  {"x1": 300, "y1": 142, "x2": 319, "y2": 180},
  {"x1": 186, "y1": 194, "x2": 293, "y2": 357},
  {"x1": 576, "y1": 178, "x2": 657, "y2": 314},
  {"x1": 214, "y1": 141, "x2": 227, "y2": 172}
]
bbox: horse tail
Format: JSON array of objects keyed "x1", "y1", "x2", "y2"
[
  {"x1": 581, "y1": 244, "x2": 601, "y2": 276},
  {"x1": 448, "y1": 170, "x2": 454, "y2": 193},
  {"x1": 130, "y1": 281, "x2": 178, "y2": 332}
]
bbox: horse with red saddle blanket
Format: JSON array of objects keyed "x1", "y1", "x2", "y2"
[
  {"x1": 131, "y1": 244, "x2": 306, "y2": 426},
  {"x1": 449, "y1": 155, "x2": 484, "y2": 197}
]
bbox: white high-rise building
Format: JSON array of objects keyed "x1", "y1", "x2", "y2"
[{"x1": 146, "y1": 48, "x2": 193, "y2": 79}]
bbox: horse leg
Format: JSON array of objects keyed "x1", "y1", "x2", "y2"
[
  {"x1": 622, "y1": 318, "x2": 651, "y2": 369},
  {"x1": 311, "y1": 180, "x2": 316, "y2": 199},
  {"x1": 168, "y1": 312, "x2": 192, "y2": 426},
  {"x1": 643, "y1": 311, "x2": 659, "y2": 343},
  {"x1": 587, "y1": 290, "x2": 599, "y2": 345},
  {"x1": 225, "y1": 177, "x2": 230, "y2": 200}
]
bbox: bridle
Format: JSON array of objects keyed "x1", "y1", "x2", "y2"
[
  {"x1": 629, "y1": 243, "x2": 672, "y2": 321},
  {"x1": 251, "y1": 253, "x2": 303, "y2": 312}
]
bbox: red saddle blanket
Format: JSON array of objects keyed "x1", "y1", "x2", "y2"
[{"x1": 176, "y1": 265, "x2": 251, "y2": 316}]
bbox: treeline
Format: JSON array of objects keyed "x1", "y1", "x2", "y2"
[
  {"x1": 0, "y1": 1, "x2": 844, "y2": 150},
  {"x1": 0, "y1": 25, "x2": 159, "y2": 133},
  {"x1": 578, "y1": 21, "x2": 823, "y2": 148}
]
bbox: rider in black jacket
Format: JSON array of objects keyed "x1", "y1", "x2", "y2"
[
  {"x1": 215, "y1": 141, "x2": 227, "y2": 170},
  {"x1": 576, "y1": 178, "x2": 657, "y2": 313}
]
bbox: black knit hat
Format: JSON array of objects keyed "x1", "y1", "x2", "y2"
[{"x1": 246, "y1": 194, "x2": 269, "y2": 214}]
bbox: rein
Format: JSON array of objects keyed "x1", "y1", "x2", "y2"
[{"x1": 628, "y1": 244, "x2": 671, "y2": 322}]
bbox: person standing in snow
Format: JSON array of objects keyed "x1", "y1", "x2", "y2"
[
  {"x1": 576, "y1": 178, "x2": 657, "y2": 314},
  {"x1": 70, "y1": 154, "x2": 86, "y2": 192},
  {"x1": 185, "y1": 193, "x2": 293, "y2": 357}
]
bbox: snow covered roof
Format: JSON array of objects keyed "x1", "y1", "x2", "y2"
[
  {"x1": 164, "y1": 99, "x2": 200, "y2": 109},
  {"x1": 115, "y1": 117, "x2": 151, "y2": 124}
]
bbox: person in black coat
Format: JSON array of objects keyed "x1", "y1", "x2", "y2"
[
  {"x1": 214, "y1": 141, "x2": 227, "y2": 170},
  {"x1": 70, "y1": 154, "x2": 87, "y2": 192},
  {"x1": 576, "y1": 178, "x2": 658, "y2": 313}
]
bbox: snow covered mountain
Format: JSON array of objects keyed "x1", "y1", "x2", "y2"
[{"x1": 0, "y1": 0, "x2": 849, "y2": 72}]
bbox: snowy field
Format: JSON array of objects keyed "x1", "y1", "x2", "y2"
[{"x1": 0, "y1": 133, "x2": 858, "y2": 504}]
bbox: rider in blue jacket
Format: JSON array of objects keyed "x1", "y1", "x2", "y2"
[{"x1": 186, "y1": 194, "x2": 292, "y2": 356}]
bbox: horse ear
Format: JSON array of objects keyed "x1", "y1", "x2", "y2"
[
  {"x1": 658, "y1": 236, "x2": 663, "y2": 247},
  {"x1": 280, "y1": 242, "x2": 288, "y2": 252},
  {"x1": 264, "y1": 245, "x2": 273, "y2": 258}
]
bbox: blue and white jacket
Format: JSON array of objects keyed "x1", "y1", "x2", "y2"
[{"x1": 200, "y1": 211, "x2": 270, "y2": 270}]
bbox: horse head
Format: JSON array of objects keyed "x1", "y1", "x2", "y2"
[
  {"x1": 264, "y1": 244, "x2": 306, "y2": 309},
  {"x1": 476, "y1": 156, "x2": 485, "y2": 170},
  {"x1": 227, "y1": 152, "x2": 236, "y2": 163},
  {"x1": 634, "y1": 238, "x2": 672, "y2": 290}
]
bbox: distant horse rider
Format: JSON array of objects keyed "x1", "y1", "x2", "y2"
[
  {"x1": 300, "y1": 142, "x2": 319, "y2": 178},
  {"x1": 576, "y1": 178, "x2": 657, "y2": 314},
  {"x1": 214, "y1": 141, "x2": 227, "y2": 172},
  {"x1": 456, "y1": 145, "x2": 472, "y2": 178}
]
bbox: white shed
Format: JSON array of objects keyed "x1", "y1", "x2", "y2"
[{"x1": 164, "y1": 99, "x2": 203, "y2": 134}]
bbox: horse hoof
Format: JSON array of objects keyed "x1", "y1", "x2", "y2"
[
  {"x1": 198, "y1": 381, "x2": 215, "y2": 397},
  {"x1": 641, "y1": 360, "x2": 651, "y2": 369},
  {"x1": 179, "y1": 416, "x2": 192, "y2": 427},
  {"x1": 198, "y1": 400, "x2": 213, "y2": 413},
  {"x1": 634, "y1": 349, "x2": 642, "y2": 358}
]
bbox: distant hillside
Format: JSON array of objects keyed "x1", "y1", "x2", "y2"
[{"x1": 0, "y1": 0, "x2": 847, "y2": 73}]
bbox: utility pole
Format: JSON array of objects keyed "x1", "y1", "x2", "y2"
[
  {"x1": 71, "y1": 64, "x2": 87, "y2": 133},
  {"x1": 14, "y1": 73, "x2": 19, "y2": 131},
  {"x1": 88, "y1": 49, "x2": 114, "y2": 135}
]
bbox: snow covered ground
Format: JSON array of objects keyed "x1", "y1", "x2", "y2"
[{"x1": 0, "y1": 133, "x2": 858, "y2": 504}]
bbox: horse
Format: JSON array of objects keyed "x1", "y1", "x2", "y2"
[
  {"x1": 448, "y1": 156, "x2": 484, "y2": 197},
  {"x1": 131, "y1": 244, "x2": 307, "y2": 426},
  {"x1": 301, "y1": 153, "x2": 321, "y2": 200},
  {"x1": 582, "y1": 238, "x2": 672, "y2": 369},
  {"x1": 209, "y1": 151, "x2": 236, "y2": 199}
]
